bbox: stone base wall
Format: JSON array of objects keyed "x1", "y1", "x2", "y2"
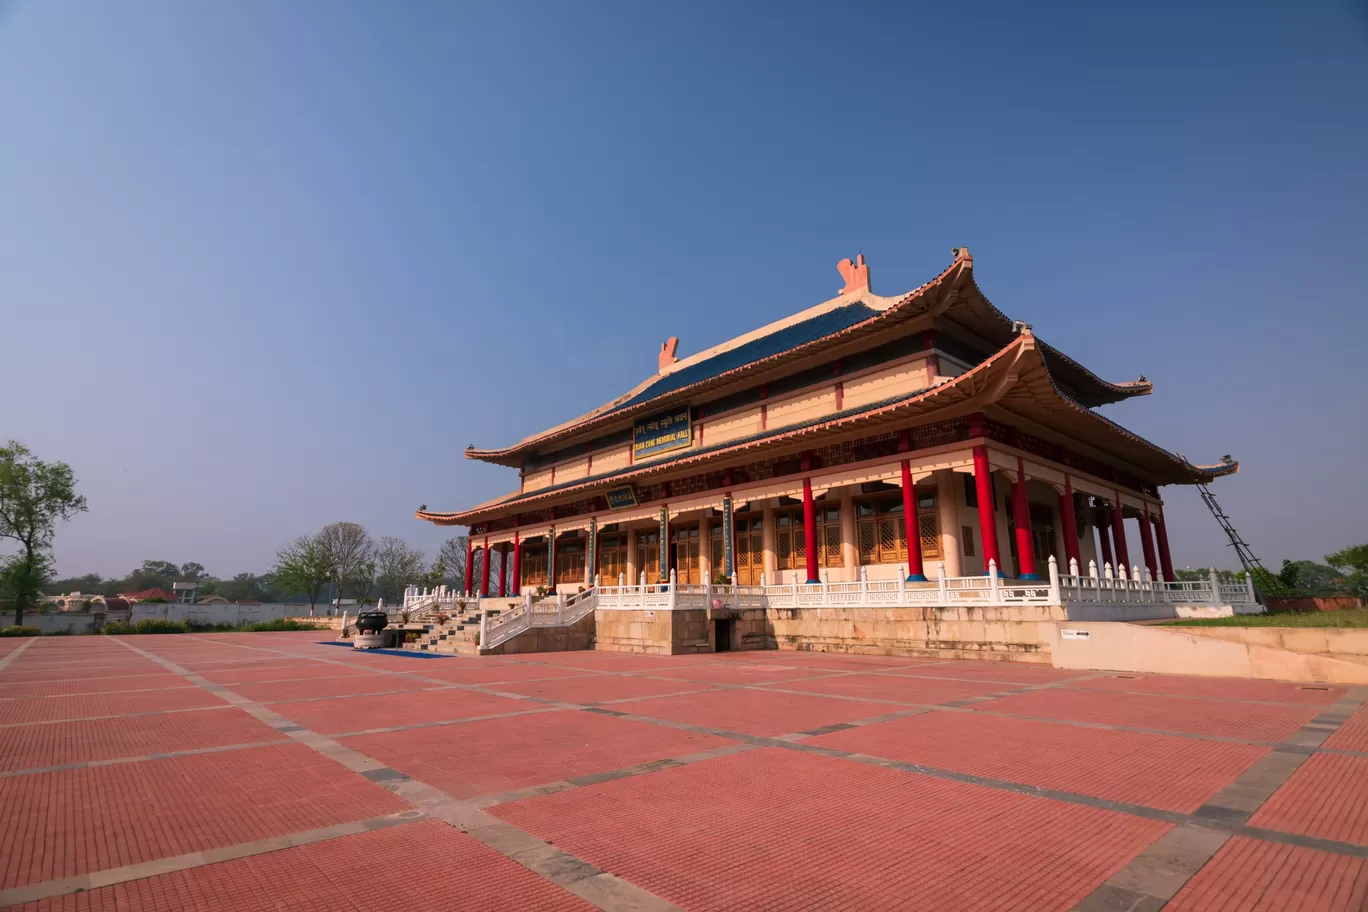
[
  {"x1": 589, "y1": 602, "x2": 1266, "y2": 663},
  {"x1": 595, "y1": 609, "x2": 714, "y2": 655},
  {"x1": 481, "y1": 612, "x2": 595, "y2": 656},
  {"x1": 737, "y1": 606, "x2": 1057, "y2": 663}
]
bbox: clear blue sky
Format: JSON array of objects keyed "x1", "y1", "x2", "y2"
[{"x1": 2, "y1": 1, "x2": 1365, "y2": 579}]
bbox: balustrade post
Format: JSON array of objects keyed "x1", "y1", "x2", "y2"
[
  {"x1": 1069, "y1": 557, "x2": 1079, "y2": 577},
  {"x1": 936, "y1": 561, "x2": 947, "y2": 605},
  {"x1": 1155, "y1": 570, "x2": 1167, "y2": 603},
  {"x1": 1209, "y1": 568, "x2": 1222, "y2": 607},
  {"x1": 1103, "y1": 562, "x2": 1113, "y2": 581},
  {"x1": 479, "y1": 612, "x2": 488, "y2": 647},
  {"x1": 1048, "y1": 555, "x2": 1061, "y2": 604},
  {"x1": 669, "y1": 568, "x2": 678, "y2": 610},
  {"x1": 1245, "y1": 571, "x2": 1256, "y2": 606},
  {"x1": 1089, "y1": 559, "x2": 1098, "y2": 581},
  {"x1": 988, "y1": 560, "x2": 1000, "y2": 605}
]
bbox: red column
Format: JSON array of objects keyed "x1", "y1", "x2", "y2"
[
  {"x1": 802, "y1": 476, "x2": 820, "y2": 584},
  {"x1": 1097, "y1": 507, "x2": 1114, "y2": 570},
  {"x1": 1058, "y1": 475, "x2": 1081, "y2": 570},
  {"x1": 1155, "y1": 509, "x2": 1175, "y2": 582},
  {"x1": 498, "y1": 542, "x2": 510, "y2": 596},
  {"x1": 510, "y1": 532, "x2": 521, "y2": 596},
  {"x1": 480, "y1": 536, "x2": 492, "y2": 597},
  {"x1": 901, "y1": 459, "x2": 926, "y2": 581},
  {"x1": 1111, "y1": 494, "x2": 1132, "y2": 574},
  {"x1": 1139, "y1": 505, "x2": 1159, "y2": 580},
  {"x1": 972, "y1": 444, "x2": 1002, "y2": 576},
  {"x1": 465, "y1": 536, "x2": 475, "y2": 596},
  {"x1": 1011, "y1": 458, "x2": 1038, "y2": 580}
]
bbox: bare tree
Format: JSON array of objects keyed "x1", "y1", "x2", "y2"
[
  {"x1": 373, "y1": 536, "x2": 426, "y2": 603},
  {"x1": 437, "y1": 535, "x2": 469, "y2": 591},
  {"x1": 316, "y1": 522, "x2": 373, "y2": 608}
]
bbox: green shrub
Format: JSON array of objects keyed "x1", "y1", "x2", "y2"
[
  {"x1": 44, "y1": 628, "x2": 72, "y2": 636},
  {"x1": 100, "y1": 618, "x2": 187, "y2": 635},
  {"x1": 134, "y1": 618, "x2": 187, "y2": 634},
  {"x1": 238, "y1": 618, "x2": 325, "y2": 632},
  {"x1": 0, "y1": 625, "x2": 41, "y2": 637}
]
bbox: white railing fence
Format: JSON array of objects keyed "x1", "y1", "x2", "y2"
[
  {"x1": 383, "y1": 558, "x2": 1258, "y2": 644},
  {"x1": 593, "y1": 558, "x2": 1259, "y2": 613},
  {"x1": 480, "y1": 585, "x2": 599, "y2": 652}
]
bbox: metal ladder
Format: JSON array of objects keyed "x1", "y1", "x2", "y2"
[{"x1": 1194, "y1": 478, "x2": 1268, "y2": 586}]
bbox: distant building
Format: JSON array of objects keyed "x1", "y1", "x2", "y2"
[
  {"x1": 172, "y1": 582, "x2": 200, "y2": 604},
  {"x1": 118, "y1": 588, "x2": 176, "y2": 603}
]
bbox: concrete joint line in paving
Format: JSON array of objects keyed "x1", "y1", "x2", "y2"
[
  {"x1": 0, "y1": 811, "x2": 424, "y2": 908},
  {"x1": 0, "y1": 703, "x2": 236, "y2": 729},
  {"x1": 2, "y1": 684, "x2": 197, "y2": 702},
  {"x1": 586, "y1": 692, "x2": 1368, "y2": 861},
  {"x1": 1071, "y1": 687, "x2": 1368, "y2": 911},
  {"x1": 109, "y1": 637, "x2": 686, "y2": 912},
  {"x1": 470, "y1": 741, "x2": 759, "y2": 809},
  {"x1": 1194, "y1": 689, "x2": 1368, "y2": 827},
  {"x1": 0, "y1": 638, "x2": 36, "y2": 670},
  {"x1": 1071, "y1": 824, "x2": 1232, "y2": 912},
  {"x1": 0, "y1": 737, "x2": 296, "y2": 779},
  {"x1": 329, "y1": 704, "x2": 566, "y2": 739}
]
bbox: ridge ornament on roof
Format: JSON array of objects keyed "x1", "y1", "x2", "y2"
[{"x1": 836, "y1": 253, "x2": 871, "y2": 294}]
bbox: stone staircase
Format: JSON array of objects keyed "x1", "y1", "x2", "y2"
[{"x1": 410, "y1": 604, "x2": 501, "y2": 655}]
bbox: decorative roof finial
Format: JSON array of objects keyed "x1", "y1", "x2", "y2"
[
  {"x1": 837, "y1": 253, "x2": 871, "y2": 294},
  {"x1": 1012, "y1": 320, "x2": 1033, "y2": 335},
  {"x1": 658, "y1": 336, "x2": 680, "y2": 373}
]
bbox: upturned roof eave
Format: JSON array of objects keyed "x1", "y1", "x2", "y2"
[
  {"x1": 421, "y1": 334, "x2": 1233, "y2": 529},
  {"x1": 462, "y1": 251, "x2": 1156, "y2": 468}
]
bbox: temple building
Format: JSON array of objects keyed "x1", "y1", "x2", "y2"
[{"x1": 418, "y1": 249, "x2": 1237, "y2": 600}]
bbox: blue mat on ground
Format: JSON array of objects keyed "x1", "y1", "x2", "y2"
[{"x1": 315, "y1": 641, "x2": 456, "y2": 658}]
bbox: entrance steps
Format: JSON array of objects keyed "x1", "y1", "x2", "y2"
[{"x1": 409, "y1": 606, "x2": 501, "y2": 656}]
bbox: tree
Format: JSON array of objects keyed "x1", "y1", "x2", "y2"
[
  {"x1": 216, "y1": 572, "x2": 267, "y2": 603},
  {"x1": 317, "y1": 522, "x2": 374, "y2": 607},
  {"x1": 373, "y1": 537, "x2": 426, "y2": 603},
  {"x1": 123, "y1": 560, "x2": 183, "y2": 593},
  {"x1": 416, "y1": 555, "x2": 447, "y2": 591},
  {"x1": 270, "y1": 535, "x2": 332, "y2": 615},
  {"x1": 0, "y1": 442, "x2": 87, "y2": 626},
  {"x1": 1, "y1": 551, "x2": 54, "y2": 614},
  {"x1": 1326, "y1": 544, "x2": 1368, "y2": 597},
  {"x1": 43, "y1": 572, "x2": 107, "y2": 596},
  {"x1": 438, "y1": 535, "x2": 469, "y2": 591},
  {"x1": 180, "y1": 562, "x2": 207, "y2": 580}
]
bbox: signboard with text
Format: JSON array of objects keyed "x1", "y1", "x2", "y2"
[
  {"x1": 605, "y1": 486, "x2": 639, "y2": 511},
  {"x1": 633, "y1": 408, "x2": 692, "y2": 460}
]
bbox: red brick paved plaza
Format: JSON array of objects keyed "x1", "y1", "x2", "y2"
[{"x1": 1, "y1": 632, "x2": 1366, "y2": 911}]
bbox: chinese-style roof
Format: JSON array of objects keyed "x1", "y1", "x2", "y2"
[
  {"x1": 608, "y1": 301, "x2": 883, "y2": 415},
  {"x1": 419, "y1": 331, "x2": 1231, "y2": 527},
  {"x1": 465, "y1": 250, "x2": 1150, "y2": 467}
]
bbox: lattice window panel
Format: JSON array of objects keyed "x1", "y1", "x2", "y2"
[{"x1": 919, "y1": 514, "x2": 941, "y2": 559}]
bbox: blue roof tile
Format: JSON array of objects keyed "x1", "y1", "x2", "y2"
[{"x1": 606, "y1": 301, "x2": 881, "y2": 415}]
